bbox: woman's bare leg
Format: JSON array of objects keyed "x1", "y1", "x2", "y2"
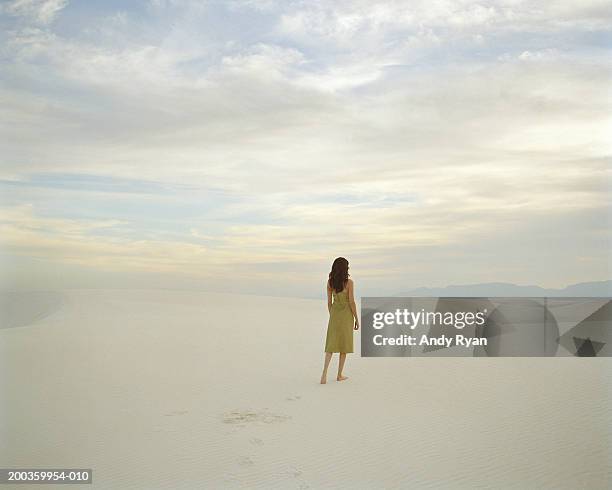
[
  {"x1": 320, "y1": 352, "x2": 333, "y2": 384},
  {"x1": 337, "y1": 353, "x2": 348, "y2": 381}
]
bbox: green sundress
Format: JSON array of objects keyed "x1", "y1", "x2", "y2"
[{"x1": 324, "y1": 288, "x2": 354, "y2": 353}]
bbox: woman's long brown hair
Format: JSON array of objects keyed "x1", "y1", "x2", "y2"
[{"x1": 328, "y1": 257, "x2": 349, "y2": 293}]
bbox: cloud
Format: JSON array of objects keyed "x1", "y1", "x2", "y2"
[
  {"x1": 1, "y1": 0, "x2": 68, "y2": 25},
  {"x1": 0, "y1": 0, "x2": 610, "y2": 293}
]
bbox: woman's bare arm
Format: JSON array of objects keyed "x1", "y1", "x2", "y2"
[
  {"x1": 326, "y1": 281, "x2": 333, "y2": 315},
  {"x1": 347, "y1": 279, "x2": 359, "y2": 328}
]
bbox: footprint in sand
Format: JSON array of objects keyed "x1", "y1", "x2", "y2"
[
  {"x1": 164, "y1": 409, "x2": 188, "y2": 417},
  {"x1": 237, "y1": 456, "x2": 254, "y2": 467},
  {"x1": 222, "y1": 409, "x2": 291, "y2": 427},
  {"x1": 286, "y1": 466, "x2": 302, "y2": 478},
  {"x1": 285, "y1": 395, "x2": 302, "y2": 401},
  {"x1": 222, "y1": 473, "x2": 238, "y2": 484},
  {"x1": 249, "y1": 437, "x2": 264, "y2": 446},
  {"x1": 283, "y1": 465, "x2": 310, "y2": 489}
]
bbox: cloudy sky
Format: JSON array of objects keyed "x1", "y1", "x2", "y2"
[{"x1": 0, "y1": 0, "x2": 611, "y2": 297}]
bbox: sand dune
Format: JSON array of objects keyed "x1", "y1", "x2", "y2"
[
  {"x1": 0, "y1": 291, "x2": 66, "y2": 329},
  {"x1": 1, "y1": 289, "x2": 610, "y2": 489}
]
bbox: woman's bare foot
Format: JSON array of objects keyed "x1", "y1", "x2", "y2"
[
  {"x1": 337, "y1": 375, "x2": 349, "y2": 381},
  {"x1": 320, "y1": 375, "x2": 327, "y2": 384}
]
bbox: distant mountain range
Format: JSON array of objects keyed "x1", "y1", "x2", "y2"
[{"x1": 396, "y1": 280, "x2": 612, "y2": 297}]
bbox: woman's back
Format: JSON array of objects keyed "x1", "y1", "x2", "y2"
[{"x1": 331, "y1": 287, "x2": 349, "y2": 306}]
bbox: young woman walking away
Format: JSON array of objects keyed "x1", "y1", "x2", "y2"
[{"x1": 320, "y1": 257, "x2": 359, "y2": 384}]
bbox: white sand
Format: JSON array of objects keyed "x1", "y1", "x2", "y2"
[{"x1": 1, "y1": 289, "x2": 610, "y2": 489}]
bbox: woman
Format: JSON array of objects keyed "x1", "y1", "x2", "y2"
[{"x1": 320, "y1": 257, "x2": 359, "y2": 384}]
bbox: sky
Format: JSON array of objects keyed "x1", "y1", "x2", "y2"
[{"x1": 0, "y1": 0, "x2": 611, "y2": 298}]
